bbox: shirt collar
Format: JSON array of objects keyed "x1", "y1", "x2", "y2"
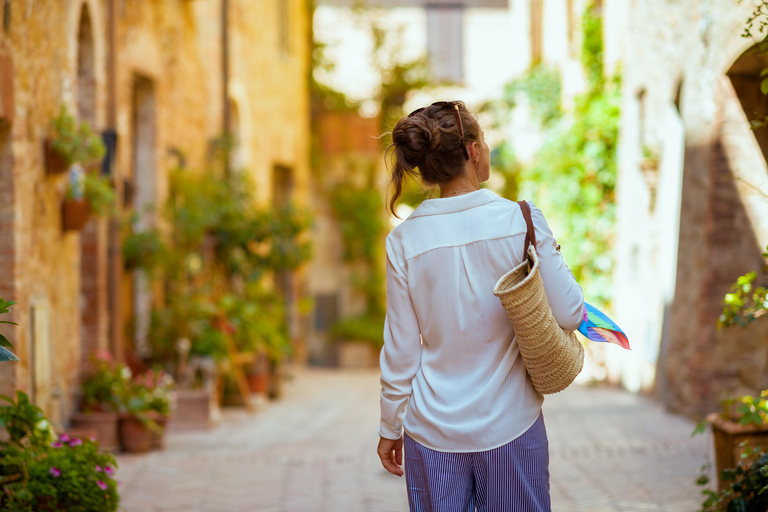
[{"x1": 408, "y1": 189, "x2": 497, "y2": 218}]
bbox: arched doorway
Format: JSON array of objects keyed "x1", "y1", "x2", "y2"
[{"x1": 76, "y1": 3, "x2": 108, "y2": 371}]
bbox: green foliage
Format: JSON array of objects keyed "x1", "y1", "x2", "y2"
[
  {"x1": 79, "y1": 352, "x2": 132, "y2": 414},
  {"x1": 217, "y1": 284, "x2": 292, "y2": 361},
  {"x1": 329, "y1": 182, "x2": 386, "y2": 317},
  {"x1": 49, "y1": 106, "x2": 106, "y2": 167},
  {"x1": 0, "y1": 392, "x2": 54, "y2": 447},
  {"x1": 122, "y1": 225, "x2": 167, "y2": 275},
  {"x1": 0, "y1": 298, "x2": 19, "y2": 362},
  {"x1": 720, "y1": 264, "x2": 768, "y2": 328},
  {"x1": 520, "y1": 84, "x2": 620, "y2": 306},
  {"x1": 0, "y1": 392, "x2": 119, "y2": 511},
  {"x1": 490, "y1": 1, "x2": 619, "y2": 307},
  {"x1": 487, "y1": 65, "x2": 563, "y2": 130},
  {"x1": 491, "y1": 142, "x2": 523, "y2": 202},
  {"x1": 129, "y1": 167, "x2": 311, "y2": 367},
  {"x1": 330, "y1": 183, "x2": 385, "y2": 264},
  {"x1": 329, "y1": 314, "x2": 385, "y2": 347},
  {"x1": 581, "y1": 2, "x2": 604, "y2": 91},
  {"x1": 82, "y1": 173, "x2": 116, "y2": 217},
  {"x1": 698, "y1": 443, "x2": 768, "y2": 512}
]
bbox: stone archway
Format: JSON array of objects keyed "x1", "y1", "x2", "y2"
[{"x1": 76, "y1": 3, "x2": 109, "y2": 373}]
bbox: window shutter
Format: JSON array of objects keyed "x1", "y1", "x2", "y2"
[{"x1": 426, "y1": 5, "x2": 464, "y2": 83}]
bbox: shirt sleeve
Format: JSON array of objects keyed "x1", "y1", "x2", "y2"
[
  {"x1": 379, "y1": 236, "x2": 422, "y2": 440},
  {"x1": 528, "y1": 201, "x2": 585, "y2": 331}
]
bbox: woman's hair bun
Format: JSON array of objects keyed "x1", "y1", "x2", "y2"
[{"x1": 392, "y1": 116, "x2": 442, "y2": 168}]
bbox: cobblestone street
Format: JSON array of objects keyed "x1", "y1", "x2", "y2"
[{"x1": 116, "y1": 369, "x2": 714, "y2": 512}]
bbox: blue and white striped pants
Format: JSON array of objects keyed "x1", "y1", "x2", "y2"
[{"x1": 403, "y1": 414, "x2": 550, "y2": 512}]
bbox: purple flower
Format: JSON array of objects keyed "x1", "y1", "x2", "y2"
[
  {"x1": 104, "y1": 466, "x2": 114, "y2": 476},
  {"x1": 95, "y1": 465, "x2": 102, "y2": 472},
  {"x1": 69, "y1": 438, "x2": 82, "y2": 447},
  {"x1": 51, "y1": 441, "x2": 63, "y2": 448},
  {"x1": 96, "y1": 480, "x2": 108, "y2": 490},
  {"x1": 49, "y1": 467, "x2": 61, "y2": 477},
  {"x1": 59, "y1": 434, "x2": 70, "y2": 443}
]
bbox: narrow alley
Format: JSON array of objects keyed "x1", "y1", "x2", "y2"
[{"x1": 116, "y1": 369, "x2": 713, "y2": 512}]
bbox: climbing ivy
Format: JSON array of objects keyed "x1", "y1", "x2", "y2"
[{"x1": 489, "y1": 2, "x2": 619, "y2": 307}]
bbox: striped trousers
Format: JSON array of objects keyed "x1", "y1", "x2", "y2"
[{"x1": 403, "y1": 414, "x2": 550, "y2": 512}]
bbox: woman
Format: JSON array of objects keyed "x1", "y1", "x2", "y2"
[{"x1": 376, "y1": 101, "x2": 584, "y2": 512}]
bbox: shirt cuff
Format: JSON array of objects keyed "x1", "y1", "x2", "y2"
[{"x1": 378, "y1": 423, "x2": 402, "y2": 440}]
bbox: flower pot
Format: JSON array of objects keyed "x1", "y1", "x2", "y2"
[
  {"x1": 70, "y1": 411, "x2": 119, "y2": 452},
  {"x1": 62, "y1": 199, "x2": 90, "y2": 231},
  {"x1": 44, "y1": 138, "x2": 69, "y2": 175},
  {"x1": 119, "y1": 414, "x2": 153, "y2": 453},
  {"x1": 708, "y1": 412, "x2": 768, "y2": 490},
  {"x1": 247, "y1": 372, "x2": 269, "y2": 394}
]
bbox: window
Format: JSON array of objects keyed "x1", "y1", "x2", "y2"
[{"x1": 426, "y1": 4, "x2": 464, "y2": 83}]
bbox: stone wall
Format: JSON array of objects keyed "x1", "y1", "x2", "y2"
[
  {"x1": 0, "y1": 0, "x2": 310, "y2": 424},
  {"x1": 610, "y1": 0, "x2": 768, "y2": 417}
]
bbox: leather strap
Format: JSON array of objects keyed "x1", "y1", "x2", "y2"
[{"x1": 517, "y1": 200, "x2": 536, "y2": 258}]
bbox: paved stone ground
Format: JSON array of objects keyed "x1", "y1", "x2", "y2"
[{"x1": 115, "y1": 369, "x2": 714, "y2": 512}]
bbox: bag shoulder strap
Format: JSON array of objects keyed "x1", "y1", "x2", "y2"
[{"x1": 517, "y1": 200, "x2": 537, "y2": 256}]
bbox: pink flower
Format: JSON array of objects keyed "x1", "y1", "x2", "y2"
[
  {"x1": 104, "y1": 466, "x2": 114, "y2": 476},
  {"x1": 96, "y1": 480, "x2": 108, "y2": 490},
  {"x1": 49, "y1": 467, "x2": 61, "y2": 477},
  {"x1": 51, "y1": 441, "x2": 62, "y2": 448},
  {"x1": 69, "y1": 438, "x2": 82, "y2": 447},
  {"x1": 95, "y1": 465, "x2": 102, "y2": 472},
  {"x1": 59, "y1": 434, "x2": 70, "y2": 443}
]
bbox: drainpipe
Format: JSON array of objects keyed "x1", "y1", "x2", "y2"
[
  {"x1": 222, "y1": 0, "x2": 230, "y2": 174},
  {"x1": 106, "y1": 0, "x2": 124, "y2": 362}
]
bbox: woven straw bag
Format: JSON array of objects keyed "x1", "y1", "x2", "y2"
[{"x1": 493, "y1": 201, "x2": 584, "y2": 395}]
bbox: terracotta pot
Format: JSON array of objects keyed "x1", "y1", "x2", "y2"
[
  {"x1": 119, "y1": 414, "x2": 153, "y2": 453},
  {"x1": 44, "y1": 138, "x2": 69, "y2": 175},
  {"x1": 62, "y1": 199, "x2": 90, "y2": 231},
  {"x1": 708, "y1": 412, "x2": 768, "y2": 490},
  {"x1": 70, "y1": 411, "x2": 119, "y2": 452},
  {"x1": 247, "y1": 373, "x2": 269, "y2": 394}
]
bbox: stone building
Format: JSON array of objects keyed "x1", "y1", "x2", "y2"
[
  {"x1": 606, "y1": 0, "x2": 768, "y2": 417},
  {"x1": 0, "y1": 0, "x2": 310, "y2": 425}
]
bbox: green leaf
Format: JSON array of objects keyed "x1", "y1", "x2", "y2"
[
  {"x1": 0, "y1": 334, "x2": 14, "y2": 350},
  {"x1": 760, "y1": 78, "x2": 768, "y2": 95},
  {"x1": 0, "y1": 394, "x2": 15, "y2": 404},
  {"x1": 0, "y1": 321, "x2": 18, "y2": 326}
]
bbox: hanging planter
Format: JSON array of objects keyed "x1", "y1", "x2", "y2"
[
  {"x1": 62, "y1": 198, "x2": 90, "y2": 231},
  {"x1": 44, "y1": 138, "x2": 69, "y2": 175},
  {"x1": 46, "y1": 105, "x2": 106, "y2": 176}
]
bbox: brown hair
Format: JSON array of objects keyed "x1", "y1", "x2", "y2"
[{"x1": 386, "y1": 103, "x2": 480, "y2": 217}]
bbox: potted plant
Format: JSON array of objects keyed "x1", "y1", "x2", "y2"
[
  {"x1": 46, "y1": 105, "x2": 106, "y2": 175},
  {"x1": 697, "y1": 441, "x2": 768, "y2": 511},
  {"x1": 695, "y1": 391, "x2": 768, "y2": 491},
  {"x1": 0, "y1": 391, "x2": 120, "y2": 511},
  {"x1": 130, "y1": 369, "x2": 175, "y2": 449},
  {"x1": 0, "y1": 298, "x2": 20, "y2": 362},
  {"x1": 71, "y1": 350, "x2": 129, "y2": 452},
  {"x1": 63, "y1": 166, "x2": 116, "y2": 231}
]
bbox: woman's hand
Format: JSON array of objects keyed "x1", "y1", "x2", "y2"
[{"x1": 377, "y1": 436, "x2": 404, "y2": 477}]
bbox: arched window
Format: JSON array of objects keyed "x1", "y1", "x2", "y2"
[{"x1": 77, "y1": 5, "x2": 95, "y2": 125}]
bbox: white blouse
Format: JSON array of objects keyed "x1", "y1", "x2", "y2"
[{"x1": 379, "y1": 189, "x2": 584, "y2": 452}]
